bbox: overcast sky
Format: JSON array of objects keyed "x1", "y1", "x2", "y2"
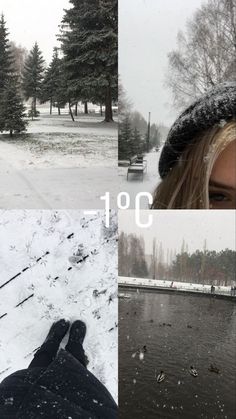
[
  {"x1": 119, "y1": 0, "x2": 204, "y2": 127},
  {"x1": 0, "y1": 0, "x2": 70, "y2": 63},
  {"x1": 119, "y1": 211, "x2": 235, "y2": 256}
]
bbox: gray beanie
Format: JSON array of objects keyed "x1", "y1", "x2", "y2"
[{"x1": 159, "y1": 81, "x2": 236, "y2": 179}]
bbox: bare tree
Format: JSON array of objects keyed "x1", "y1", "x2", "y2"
[
  {"x1": 151, "y1": 238, "x2": 157, "y2": 279},
  {"x1": 167, "y1": 0, "x2": 236, "y2": 109},
  {"x1": 9, "y1": 42, "x2": 28, "y2": 83}
]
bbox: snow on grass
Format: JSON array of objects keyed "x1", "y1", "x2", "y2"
[
  {"x1": 0, "y1": 114, "x2": 118, "y2": 208},
  {"x1": 0, "y1": 210, "x2": 118, "y2": 400},
  {"x1": 0, "y1": 133, "x2": 117, "y2": 169},
  {"x1": 0, "y1": 114, "x2": 117, "y2": 170}
]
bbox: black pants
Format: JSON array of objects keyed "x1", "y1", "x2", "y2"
[{"x1": 28, "y1": 339, "x2": 87, "y2": 369}]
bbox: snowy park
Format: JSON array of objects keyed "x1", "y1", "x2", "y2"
[
  {"x1": 118, "y1": 150, "x2": 162, "y2": 208},
  {"x1": 0, "y1": 210, "x2": 118, "y2": 401},
  {"x1": 0, "y1": 0, "x2": 118, "y2": 209},
  {"x1": 0, "y1": 111, "x2": 118, "y2": 208}
]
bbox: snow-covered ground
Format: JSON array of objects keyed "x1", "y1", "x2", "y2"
[
  {"x1": 0, "y1": 210, "x2": 118, "y2": 401},
  {"x1": 119, "y1": 276, "x2": 234, "y2": 297},
  {"x1": 0, "y1": 114, "x2": 118, "y2": 208},
  {"x1": 118, "y1": 151, "x2": 162, "y2": 208}
]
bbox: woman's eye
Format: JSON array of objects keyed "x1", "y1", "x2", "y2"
[{"x1": 209, "y1": 192, "x2": 229, "y2": 202}]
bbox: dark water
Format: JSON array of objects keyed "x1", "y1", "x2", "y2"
[{"x1": 119, "y1": 290, "x2": 236, "y2": 419}]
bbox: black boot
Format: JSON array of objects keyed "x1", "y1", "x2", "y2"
[
  {"x1": 44, "y1": 319, "x2": 70, "y2": 344},
  {"x1": 65, "y1": 320, "x2": 88, "y2": 367},
  {"x1": 29, "y1": 319, "x2": 70, "y2": 368}
]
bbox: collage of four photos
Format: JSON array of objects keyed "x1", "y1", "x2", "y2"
[{"x1": 0, "y1": 0, "x2": 235, "y2": 418}]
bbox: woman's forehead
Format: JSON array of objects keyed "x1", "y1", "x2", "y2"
[{"x1": 210, "y1": 139, "x2": 236, "y2": 190}]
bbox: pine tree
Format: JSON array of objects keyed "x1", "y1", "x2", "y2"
[
  {"x1": 0, "y1": 14, "x2": 13, "y2": 92},
  {"x1": 118, "y1": 115, "x2": 132, "y2": 159},
  {"x1": 22, "y1": 42, "x2": 45, "y2": 117},
  {"x1": 0, "y1": 78, "x2": 27, "y2": 136},
  {"x1": 0, "y1": 15, "x2": 26, "y2": 136},
  {"x1": 130, "y1": 127, "x2": 143, "y2": 156},
  {"x1": 60, "y1": 0, "x2": 118, "y2": 122},
  {"x1": 41, "y1": 48, "x2": 67, "y2": 114}
]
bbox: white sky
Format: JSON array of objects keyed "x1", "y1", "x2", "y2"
[
  {"x1": 119, "y1": 0, "x2": 204, "y2": 127},
  {"x1": 0, "y1": 0, "x2": 70, "y2": 63},
  {"x1": 119, "y1": 210, "x2": 236, "y2": 255}
]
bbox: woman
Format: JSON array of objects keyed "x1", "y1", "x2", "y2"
[
  {"x1": 0, "y1": 319, "x2": 117, "y2": 418},
  {"x1": 152, "y1": 82, "x2": 236, "y2": 209}
]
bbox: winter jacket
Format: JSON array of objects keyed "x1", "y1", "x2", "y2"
[{"x1": 0, "y1": 349, "x2": 117, "y2": 419}]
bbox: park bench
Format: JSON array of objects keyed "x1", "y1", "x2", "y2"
[{"x1": 127, "y1": 155, "x2": 147, "y2": 181}]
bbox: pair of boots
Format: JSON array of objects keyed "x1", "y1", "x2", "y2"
[{"x1": 29, "y1": 319, "x2": 87, "y2": 369}]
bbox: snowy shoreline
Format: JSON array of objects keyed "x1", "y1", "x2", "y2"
[{"x1": 119, "y1": 276, "x2": 236, "y2": 300}]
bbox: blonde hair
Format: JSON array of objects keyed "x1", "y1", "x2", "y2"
[{"x1": 152, "y1": 121, "x2": 236, "y2": 209}]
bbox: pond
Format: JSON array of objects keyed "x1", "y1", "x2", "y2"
[{"x1": 119, "y1": 290, "x2": 236, "y2": 418}]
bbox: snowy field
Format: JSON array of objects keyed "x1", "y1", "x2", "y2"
[
  {"x1": 0, "y1": 113, "x2": 118, "y2": 208},
  {"x1": 118, "y1": 151, "x2": 162, "y2": 208},
  {"x1": 119, "y1": 276, "x2": 233, "y2": 297},
  {"x1": 0, "y1": 210, "x2": 118, "y2": 401}
]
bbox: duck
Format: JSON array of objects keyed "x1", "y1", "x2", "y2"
[
  {"x1": 208, "y1": 364, "x2": 220, "y2": 374},
  {"x1": 134, "y1": 348, "x2": 145, "y2": 360},
  {"x1": 189, "y1": 366, "x2": 198, "y2": 377},
  {"x1": 138, "y1": 349, "x2": 144, "y2": 360},
  {"x1": 143, "y1": 345, "x2": 147, "y2": 352},
  {"x1": 157, "y1": 371, "x2": 165, "y2": 383}
]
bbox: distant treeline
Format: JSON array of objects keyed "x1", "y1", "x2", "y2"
[{"x1": 119, "y1": 232, "x2": 236, "y2": 286}]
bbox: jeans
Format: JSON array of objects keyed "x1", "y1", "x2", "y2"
[{"x1": 28, "y1": 339, "x2": 87, "y2": 369}]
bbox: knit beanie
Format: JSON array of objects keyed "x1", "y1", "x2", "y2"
[{"x1": 159, "y1": 81, "x2": 236, "y2": 179}]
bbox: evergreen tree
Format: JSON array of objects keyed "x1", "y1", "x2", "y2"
[
  {"x1": 0, "y1": 14, "x2": 13, "y2": 92},
  {"x1": 118, "y1": 115, "x2": 132, "y2": 159},
  {"x1": 129, "y1": 234, "x2": 148, "y2": 278},
  {"x1": 41, "y1": 48, "x2": 67, "y2": 114},
  {"x1": 22, "y1": 42, "x2": 45, "y2": 117},
  {"x1": 60, "y1": 0, "x2": 118, "y2": 122},
  {"x1": 0, "y1": 78, "x2": 27, "y2": 136},
  {"x1": 130, "y1": 127, "x2": 143, "y2": 156},
  {"x1": 130, "y1": 111, "x2": 147, "y2": 136}
]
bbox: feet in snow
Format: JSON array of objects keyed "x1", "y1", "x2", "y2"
[{"x1": 44, "y1": 319, "x2": 70, "y2": 344}]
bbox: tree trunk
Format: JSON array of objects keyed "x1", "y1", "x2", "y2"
[
  {"x1": 58, "y1": 106, "x2": 61, "y2": 116},
  {"x1": 100, "y1": 103, "x2": 103, "y2": 116},
  {"x1": 33, "y1": 96, "x2": 37, "y2": 117},
  {"x1": 84, "y1": 101, "x2": 88, "y2": 114},
  {"x1": 50, "y1": 99, "x2": 53, "y2": 115},
  {"x1": 104, "y1": 85, "x2": 113, "y2": 122},
  {"x1": 31, "y1": 98, "x2": 34, "y2": 121},
  {"x1": 74, "y1": 102, "x2": 78, "y2": 116},
  {"x1": 10, "y1": 129, "x2": 13, "y2": 137},
  {"x1": 69, "y1": 100, "x2": 75, "y2": 122}
]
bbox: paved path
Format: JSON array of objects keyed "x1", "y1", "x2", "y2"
[{"x1": 0, "y1": 155, "x2": 118, "y2": 209}]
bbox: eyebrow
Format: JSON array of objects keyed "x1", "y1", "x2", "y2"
[{"x1": 209, "y1": 180, "x2": 236, "y2": 191}]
